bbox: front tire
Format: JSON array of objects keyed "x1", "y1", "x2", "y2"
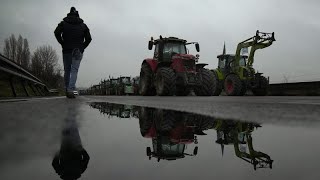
[
  {"x1": 155, "y1": 67, "x2": 176, "y2": 96},
  {"x1": 195, "y1": 68, "x2": 216, "y2": 96},
  {"x1": 139, "y1": 64, "x2": 155, "y2": 96}
]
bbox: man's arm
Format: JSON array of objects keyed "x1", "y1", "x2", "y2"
[
  {"x1": 83, "y1": 24, "x2": 92, "y2": 49},
  {"x1": 54, "y1": 22, "x2": 64, "y2": 45}
]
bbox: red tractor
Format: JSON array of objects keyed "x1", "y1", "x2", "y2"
[
  {"x1": 139, "y1": 36, "x2": 216, "y2": 96},
  {"x1": 138, "y1": 107, "x2": 217, "y2": 161}
]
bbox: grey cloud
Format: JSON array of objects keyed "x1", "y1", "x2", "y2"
[{"x1": 1, "y1": 0, "x2": 320, "y2": 87}]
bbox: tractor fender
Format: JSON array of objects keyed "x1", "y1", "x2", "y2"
[
  {"x1": 196, "y1": 63, "x2": 208, "y2": 70},
  {"x1": 212, "y1": 69, "x2": 224, "y2": 80},
  {"x1": 142, "y1": 59, "x2": 158, "y2": 73}
]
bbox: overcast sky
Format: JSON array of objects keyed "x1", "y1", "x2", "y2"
[{"x1": 0, "y1": 0, "x2": 320, "y2": 87}]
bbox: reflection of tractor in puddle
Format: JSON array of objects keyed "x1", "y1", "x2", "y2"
[
  {"x1": 213, "y1": 120, "x2": 273, "y2": 170},
  {"x1": 89, "y1": 102, "x2": 133, "y2": 118},
  {"x1": 139, "y1": 107, "x2": 215, "y2": 161}
]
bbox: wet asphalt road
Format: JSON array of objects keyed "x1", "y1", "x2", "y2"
[
  {"x1": 85, "y1": 96, "x2": 320, "y2": 125},
  {"x1": 0, "y1": 96, "x2": 320, "y2": 180}
]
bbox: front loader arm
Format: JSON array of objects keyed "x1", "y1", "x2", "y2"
[{"x1": 234, "y1": 31, "x2": 275, "y2": 67}]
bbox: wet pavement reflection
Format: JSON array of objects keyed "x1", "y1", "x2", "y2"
[
  {"x1": 90, "y1": 102, "x2": 273, "y2": 170},
  {"x1": 1, "y1": 101, "x2": 320, "y2": 180},
  {"x1": 52, "y1": 106, "x2": 90, "y2": 180}
]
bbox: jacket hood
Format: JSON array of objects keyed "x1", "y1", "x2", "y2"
[{"x1": 63, "y1": 13, "x2": 83, "y2": 24}]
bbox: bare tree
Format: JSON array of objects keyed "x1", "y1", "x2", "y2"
[
  {"x1": 2, "y1": 34, "x2": 30, "y2": 68},
  {"x1": 282, "y1": 75, "x2": 290, "y2": 83},
  {"x1": 21, "y1": 39, "x2": 30, "y2": 69},
  {"x1": 31, "y1": 45, "x2": 63, "y2": 88},
  {"x1": 16, "y1": 35, "x2": 23, "y2": 65}
]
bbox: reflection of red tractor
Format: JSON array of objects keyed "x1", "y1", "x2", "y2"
[
  {"x1": 139, "y1": 108, "x2": 210, "y2": 161},
  {"x1": 139, "y1": 36, "x2": 216, "y2": 96}
]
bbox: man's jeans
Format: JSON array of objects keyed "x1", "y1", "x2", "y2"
[{"x1": 63, "y1": 49, "x2": 83, "y2": 92}]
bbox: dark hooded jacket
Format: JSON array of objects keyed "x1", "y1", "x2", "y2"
[{"x1": 54, "y1": 12, "x2": 92, "y2": 53}]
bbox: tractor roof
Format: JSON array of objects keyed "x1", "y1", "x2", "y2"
[
  {"x1": 154, "y1": 36, "x2": 187, "y2": 44},
  {"x1": 217, "y1": 54, "x2": 248, "y2": 58}
]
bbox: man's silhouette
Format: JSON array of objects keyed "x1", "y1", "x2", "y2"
[
  {"x1": 52, "y1": 106, "x2": 90, "y2": 180},
  {"x1": 54, "y1": 7, "x2": 92, "y2": 98}
]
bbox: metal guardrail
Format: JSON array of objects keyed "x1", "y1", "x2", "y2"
[
  {"x1": 269, "y1": 81, "x2": 320, "y2": 96},
  {"x1": 0, "y1": 53, "x2": 49, "y2": 97}
]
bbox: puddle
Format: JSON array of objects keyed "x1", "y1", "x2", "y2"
[{"x1": 1, "y1": 101, "x2": 320, "y2": 180}]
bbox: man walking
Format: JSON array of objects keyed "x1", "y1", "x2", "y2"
[{"x1": 54, "y1": 7, "x2": 92, "y2": 98}]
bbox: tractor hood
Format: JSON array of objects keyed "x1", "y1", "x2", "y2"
[{"x1": 172, "y1": 54, "x2": 196, "y2": 60}]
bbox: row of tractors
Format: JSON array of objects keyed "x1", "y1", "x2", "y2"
[
  {"x1": 85, "y1": 30, "x2": 275, "y2": 96},
  {"x1": 90, "y1": 102, "x2": 274, "y2": 170},
  {"x1": 139, "y1": 30, "x2": 275, "y2": 96},
  {"x1": 84, "y1": 76, "x2": 140, "y2": 95}
]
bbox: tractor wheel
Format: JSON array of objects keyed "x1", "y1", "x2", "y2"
[
  {"x1": 252, "y1": 76, "x2": 268, "y2": 96},
  {"x1": 211, "y1": 71, "x2": 223, "y2": 96},
  {"x1": 239, "y1": 81, "x2": 247, "y2": 96},
  {"x1": 224, "y1": 74, "x2": 242, "y2": 96},
  {"x1": 139, "y1": 64, "x2": 155, "y2": 96},
  {"x1": 195, "y1": 69, "x2": 216, "y2": 96},
  {"x1": 138, "y1": 107, "x2": 153, "y2": 136},
  {"x1": 155, "y1": 109, "x2": 176, "y2": 132},
  {"x1": 155, "y1": 67, "x2": 176, "y2": 96}
]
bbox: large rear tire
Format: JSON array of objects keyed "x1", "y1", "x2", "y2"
[
  {"x1": 212, "y1": 71, "x2": 223, "y2": 96},
  {"x1": 252, "y1": 76, "x2": 268, "y2": 96},
  {"x1": 155, "y1": 109, "x2": 176, "y2": 132},
  {"x1": 138, "y1": 107, "x2": 153, "y2": 136},
  {"x1": 139, "y1": 64, "x2": 155, "y2": 96},
  {"x1": 224, "y1": 74, "x2": 242, "y2": 96},
  {"x1": 155, "y1": 67, "x2": 176, "y2": 96},
  {"x1": 195, "y1": 68, "x2": 216, "y2": 96}
]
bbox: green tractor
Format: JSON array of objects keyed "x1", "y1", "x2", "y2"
[
  {"x1": 107, "y1": 78, "x2": 119, "y2": 95},
  {"x1": 116, "y1": 76, "x2": 134, "y2": 95},
  {"x1": 211, "y1": 30, "x2": 276, "y2": 96}
]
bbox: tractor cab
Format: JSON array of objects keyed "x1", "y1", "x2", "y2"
[
  {"x1": 217, "y1": 54, "x2": 247, "y2": 70},
  {"x1": 217, "y1": 54, "x2": 249, "y2": 78},
  {"x1": 110, "y1": 78, "x2": 119, "y2": 85},
  {"x1": 149, "y1": 36, "x2": 199, "y2": 62},
  {"x1": 119, "y1": 76, "x2": 131, "y2": 85},
  {"x1": 147, "y1": 136, "x2": 198, "y2": 161},
  {"x1": 139, "y1": 108, "x2": 199, "y2": 161}
]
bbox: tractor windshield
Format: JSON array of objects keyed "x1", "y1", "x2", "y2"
[
  {"x1": 163, "y1": 42, "x2": 187, "y2": 55},
  {"x1": 239, "y1": 56, "x2": 247, "y2": 66},
  {"x1": 161, "y1": 143, "x2": 185, "y2": 155}
]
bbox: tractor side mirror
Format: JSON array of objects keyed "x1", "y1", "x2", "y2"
[
  {"x1": 195, "y1": 43, "x2": 200, "y2": 52},
  {"x1": 148, "y1": 41, "x2": 153, "y2": 50}
]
